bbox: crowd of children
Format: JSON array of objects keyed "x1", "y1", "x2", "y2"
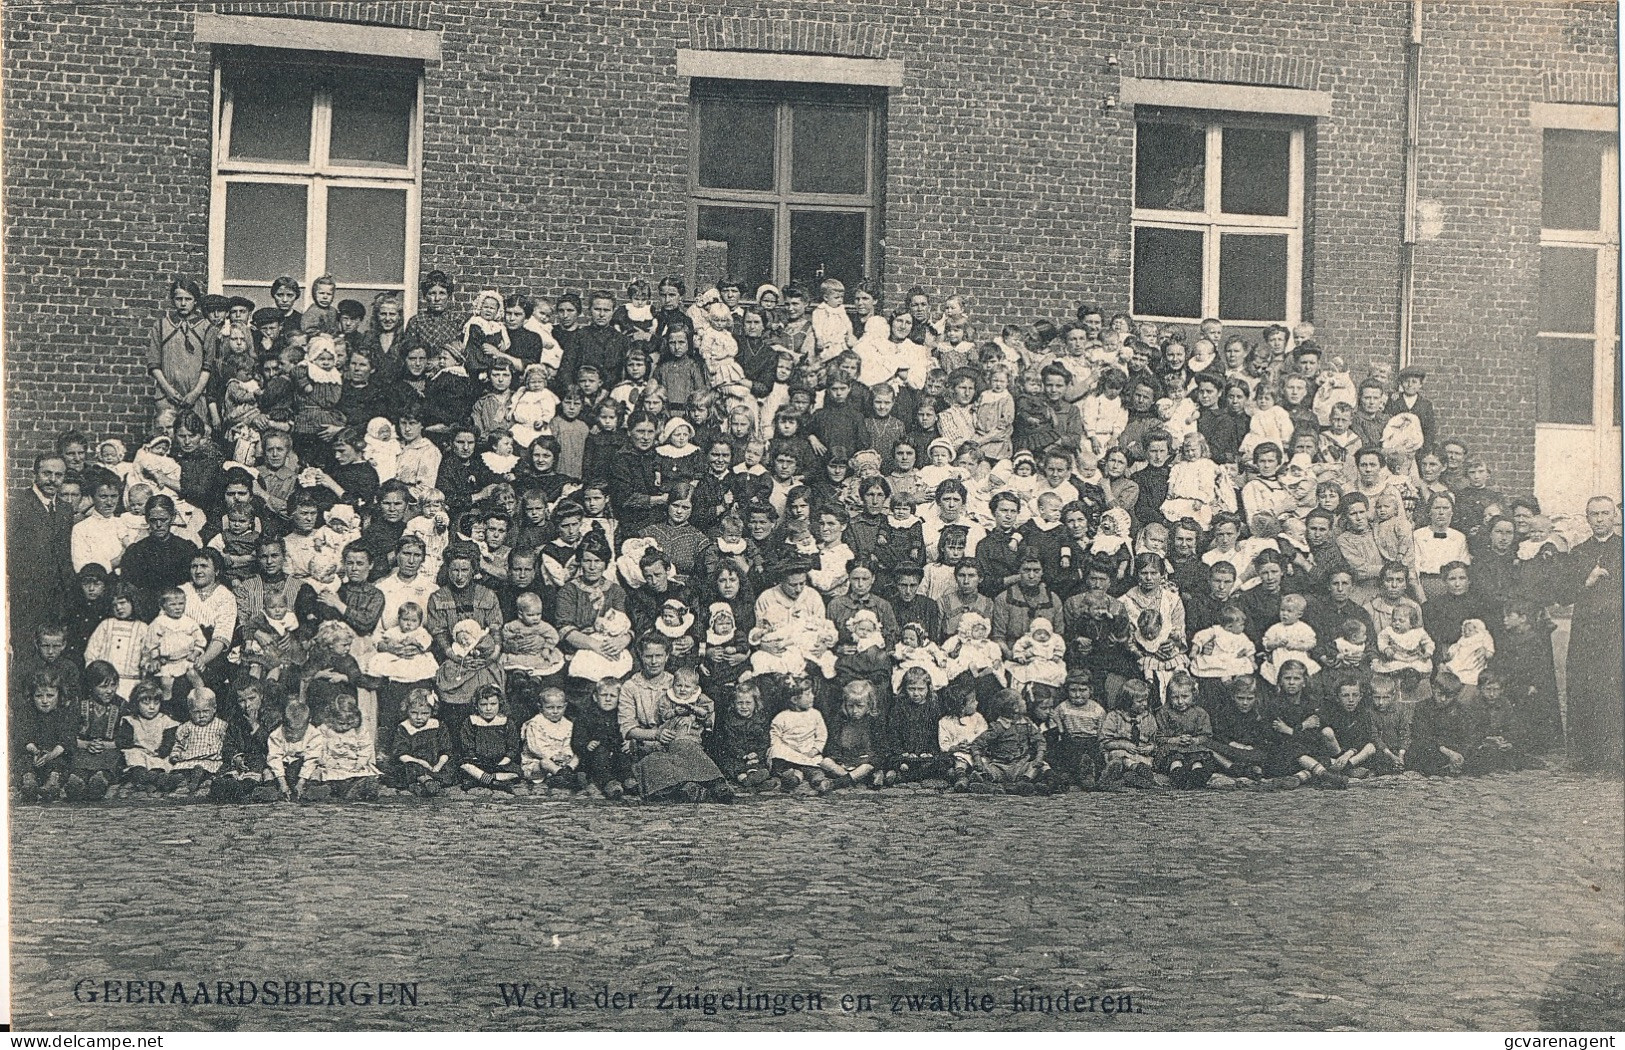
[{"x1": 8, "y1": 267, "x2": 1614, "y2": 804}]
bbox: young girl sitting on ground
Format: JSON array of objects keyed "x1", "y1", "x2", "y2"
[
  {"x1": 1208, "y1": 676, "x2": 1272, "y2": 785},
  {"x1": 822, "y1": 680, "x2": 887, "y2": 792},
  {"x1": 888, "y1": 666, "x2": 948, "y2": 784},
  {"x1": 457, "y1": 684, "x2": 522, "y2": 793},
  {"x1": 770, "y1": 676, "x2": 833, "y2": 794},
  {"x1": 14, "y1": 670, "x2": 77, "y2": 802},
  {"x1": 319, "y1": 694, "x2": 381, "y2": 800},
  {"x1": 385, "y1": 688, "x2": 453, "y2": 796},
  {"x1": 70, "y1": 661, "x2": 124, "y2": 801},
  {"x1": 1101, "y1": 679, "x2": 1159, "y2": 788},
  {"x1": 1154, "y1": 673, "x2": 1214, "y2": 789},
  {"x1": 116, "y1": 678, "x2": 177, "y2": 792},
  {"x1": 707, "y1": 677, "x2": 775, "y2": 793}
]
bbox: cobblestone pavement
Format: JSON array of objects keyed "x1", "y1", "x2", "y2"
[{"x1": 10, "y1": 770, "x2": 1624, "y2": 1031}]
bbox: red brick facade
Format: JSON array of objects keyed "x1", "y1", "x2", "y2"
[{"x1": 3, "y1": 1, "x2": 1617, "y2": 493}]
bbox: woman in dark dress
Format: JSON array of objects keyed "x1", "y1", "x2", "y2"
[
  {"x1": 1424, "y1": 561, "x2": 1499, "y2": 657},
  {"x1": 173, "y1": 412, "x2": 225, "y2": 513},
  {"x1": 1468, "y1": 516, "x2": 1520, "y2": 606},
  {"x1": 384, "y1": 344, "x2": 432, "y2": 422},
  {"x1": 120, "y1": 495, "x2": 200, "y2": 619}
]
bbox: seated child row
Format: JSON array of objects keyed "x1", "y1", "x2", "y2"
[{"x1": 13, "y1": 629, "x2": 1527, "y2": 802}]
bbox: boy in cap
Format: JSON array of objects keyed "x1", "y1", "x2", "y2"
[
  {"x1": 199, "y1": 294, "x2": 231, "y2": 329},
  {"x1": 251, "y1": 307, "x2": 286, "y2": 364},
  {"x1": 227, "y1": 296, "x2": 256, "y2": 328}
]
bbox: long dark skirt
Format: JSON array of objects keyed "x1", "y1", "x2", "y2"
[
  {"x1": 1566, "y1": 612, "x2": 1624, "y2": 771},
  {"x1": 637, "y1": 738, "x2": 723, "y2": 797}
]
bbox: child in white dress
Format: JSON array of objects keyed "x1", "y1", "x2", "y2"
[
  {"x1": 118, "y1": 679, "x2": 178, "y2": 786},
  {"x1": 1189, "y1": 605, "x2": 1258, "y2": 680},
  {"x1": 367, "y1": 602, "x2": 439, "y2": 683},
  {"x1": 1442, "y1": 618, "x2": 1495, "y2": 691},
  {"x1": 567, "y1": 608, "x2": 635, "y2": 681},
  {"x1": 1238, "y1": 385, "x2": 1295, "y2": 464},
  {"x1": 1161, "y1": 434, "x2": 1235, "y2": 530},
  {"x1": 1008, "y1": 616, "x2": 1067, "y2": 687},
  {"x1": 891, "y1": 621, "x2": 949, "y2": 691},
  {"x1": 1374, "y1": 605, "x2": 1435, "y2": 677},
  {"x1": 944, "y1": 611, "x2": 1004, "y2": 685},
  {"x1": 697, "y1": 303, "x2": 748, "y2": 394},
  {"x1": 364, "y1": 417, "x2": 401, "y2": 483},
  {"x1": 145, "y1": 587, "x2": 205, "y2": 694},
  {"x1": 1260, "y1": 594, "x2": 1321, "y2": 685},
  {"x1": 520, "y1": 688, "x2": 578, "y2": 785},
  {"x1": 509, "y1": 364, "x2": 559, "y2": 448}
]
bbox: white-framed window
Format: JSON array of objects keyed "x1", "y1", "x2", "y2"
[
  {"x1": 1537, "y1": 128, "x2": 1620, "y2": 428},
  {"x1": 209, "y1": 48, "x2": 422, "y2": 316},
  {"x1": 1130, "y1": 109, "x2": 1307, "y2": 336},
  {"x1": 688, "y1": 79, "x2": 883, "y2": 295}
]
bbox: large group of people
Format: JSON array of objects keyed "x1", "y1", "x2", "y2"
[{"x1": 7, "y1": 266, "x2": 1621, "y2": 804}]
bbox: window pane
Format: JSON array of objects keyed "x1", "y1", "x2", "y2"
[
  {"x1": 696, "y1": 205, "x2": 774, "y2": 292},
  {"x1": 1537, "y1": 336, "x2": 1594, "y2": 425},
  {"x1": 697, "y1": 98, "x2": 776, "y2": 191},
  {"x1": 1219, "y1": 233, "x2": 1289, "y2": 322},
  {"x1": 1221, "y1": 126, "x2": 1292, "y2": 216},
  {"x1": 326, "y1": 187, "x2": 407, "y2": 285},
  {"x1": 1540, "y1": 246, "x2": 1597, "y2": 333},
  {"x1": 1135, "y1": 122, "x2": 1205, "y2": 211},
  {"x1": 791, "y1": 104, "x2": 868, "y2": 195},
  {"x1": 1542, "y1": 129, "x2": 1607, "y2": 231},
  {"x1": 330, "y1": 70, "x2": 414, "y2": 168},
  {"x1": 1132, "y1": 226, "x2": 1203, "y2": 317},
  {"x1": 223, "y1": 182, "x2": 307, "y2": 282},
  {"x1": 227, "y1": 67, "x2": 313, "y2": 163},
  {"x1": 790, "y1": 211, "x2": 866, "y2": 290}
]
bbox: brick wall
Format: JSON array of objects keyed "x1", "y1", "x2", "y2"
[
  {"x1": 4, "y1": 4, "x2": 212, "y2": 478},
  {"x1": 3, "y1": 0, "x2": 1616, "y2": 497},
  {"x1": 1408, "y1": 1, "x2": 1618, "y2": 493}
]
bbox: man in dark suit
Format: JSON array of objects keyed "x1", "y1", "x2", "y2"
[{"x1": 9, "y1": 452, "x2": 73, "y2": 646}]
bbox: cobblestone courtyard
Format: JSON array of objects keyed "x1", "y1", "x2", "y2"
[{"x1": 10, "y1": 770, "x2": 1624, "y2": 1031}]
